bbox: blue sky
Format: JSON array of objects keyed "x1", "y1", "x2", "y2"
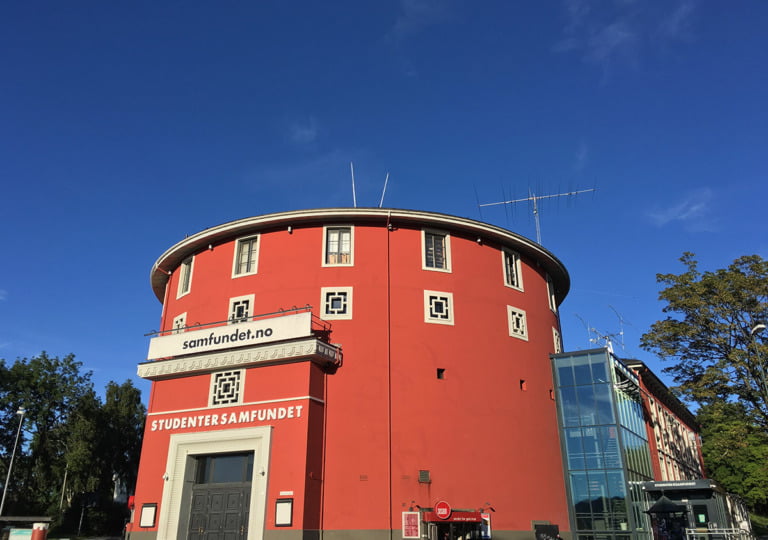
[{"x1": 1, "y1": 1, "x2": 766, "y2": 400}]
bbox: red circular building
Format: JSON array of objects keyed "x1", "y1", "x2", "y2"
[{"x1": 128, "y1": 208, "x2": 571, "y2": 540}]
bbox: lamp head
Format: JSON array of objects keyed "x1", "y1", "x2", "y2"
[
  {"x1": 16, "y1": 407, "x2": 25, "y2": 416},
  {"x1": 751, "y1": 324, "x2": 767, "y2": 336}
]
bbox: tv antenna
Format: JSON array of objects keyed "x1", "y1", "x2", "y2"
[
  {"x1": 608, "y1": 305, "x2": 628, "y2": 352},
  {"x1": 480, "y1": 187, "x2": 595, "y2": 244},
  {"x1": 575, "y1": 313, "x2": 623, "y2": 354},
  {"x1": 378, "y1": 172, "x2": 390, "y2": 208},
  {"x1": 350, "y1": 162, "x2": 357, "y2": 208}
]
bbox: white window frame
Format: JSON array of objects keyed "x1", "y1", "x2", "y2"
[
  {"x1": 422, "y1": 229, "x2": 451, "y2": 272},
  {"x1": 172, "y1": 312, "x2": 187, "y2": 335},
  {"x1": 320, "y1": 287, "x2": 353, "y2": 320},
  {"x1": 232, "y1": 235, "x2": 260, "y2": 278},
  {"x1": 209, "y1": 369, "x2": 245, "y2": 407},
  {"x1": 322, "y1": 226, "x2": 354, "y2": 267},
  {"x1": 507, "y1": 305, "x2": 528, "y2": 341},
  {"x1": 176, "y1": 257, "x2": 193, "y2": 299},
  {"x1": 546, "y1": 274, "x2": 557, "y2": 312},
  {"x1": 502, "y1": 248, "x2": 523, "y2": 291},
  {"x1": 424, "y1": 290, "x2": 454, "y2": 325},
  {"x1": 228, "y1": 294, "x2": 255, "y2": 324},
  {"x1": 552, "y1": 327, "x2": 562, "y2": 353}
]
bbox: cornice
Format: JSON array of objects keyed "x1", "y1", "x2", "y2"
[{"x1": 150, "y1": 207, "x2": 570, "y2": 303}]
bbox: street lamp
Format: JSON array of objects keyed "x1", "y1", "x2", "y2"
[{"x1": 0, "y1": 407, "x2": 26, "y2": 517}]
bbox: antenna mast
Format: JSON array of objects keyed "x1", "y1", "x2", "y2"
[
  {"x1": 378, "y1": 172, "x2": 390, "y2": 208},
  {"x1": 480, "y1": 187, "x2": 595, "y2": 244},
  {"x1": 350, "y1": 162, "x2": 357, "y2": 208}
]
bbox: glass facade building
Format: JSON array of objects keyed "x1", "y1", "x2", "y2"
[{"x1": 553, "y1": 349, "x2": 654, "y2": 540}]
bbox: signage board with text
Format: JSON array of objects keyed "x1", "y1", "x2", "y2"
[{"x1": 147, "y1": 312, "x2": 312, "y2": 359}]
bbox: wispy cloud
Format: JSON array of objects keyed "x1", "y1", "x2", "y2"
[
  {"x1": 287, "y1": 118, "x2": 319, "y2": 145},
  {"x1": 388, "y1": 0, "x2": 454, "y2": 42},
  {"x1": 648, "y1": 188, "x2": 714, "y2": 230},
  {"x1": 574, "y1": 140, "x2": 589, "y2": 171},
  {"x1": 0, "y1": 289, "x2": 7, "y2": 301},
  {"x1": 658, "y1": 0, "x2": 695, "y2": 40},
  {"x1": 555, "y1": 0, "x2": 696, "y2": 78}
]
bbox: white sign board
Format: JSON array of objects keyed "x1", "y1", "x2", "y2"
[{"x1": 147, "y1": 312, "x2": 312, "y2": 360}]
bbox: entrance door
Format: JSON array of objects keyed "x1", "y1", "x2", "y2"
[
  {"x1": 433, "y1": 522, "x2": 483, "y2": 540},
  {"x1": 186, "y1": 452, "x2": 253, "y2": 540}
]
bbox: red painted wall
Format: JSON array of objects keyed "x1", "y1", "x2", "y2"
[{"x1": 131, "y1": 210, "x2": 571, "y2": 535}]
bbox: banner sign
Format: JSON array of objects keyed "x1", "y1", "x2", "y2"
[{"x1": 147, "y1": 312, "x2": 312, "y2": 359}]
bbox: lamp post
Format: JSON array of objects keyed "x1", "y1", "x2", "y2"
[{"x1": 0, "y1": 407, "x2": 26, "y2": 517}]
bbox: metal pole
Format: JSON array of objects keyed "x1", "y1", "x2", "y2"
[
  {"x1": 59, "y1": 464, "x2": 69, "y2": 512},
  {"x1": 0, "y1": 407, "x2": 26, "y2": 516}
]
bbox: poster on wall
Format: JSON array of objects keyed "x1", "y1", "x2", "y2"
[{"x1": 402, "y1": 511, "x2": 421, "y2": 539}]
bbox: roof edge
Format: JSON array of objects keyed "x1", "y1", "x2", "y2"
[{"x1": 150, "y1": 207, "x2": 571, "y2": 302}]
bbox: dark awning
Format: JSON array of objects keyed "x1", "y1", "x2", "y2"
[
  {"x1": 423, "y1": 511, "x2": 484, "y2": 522},
  {"x1": 645, "y1": 495, "x2": 686, "y2": 514}
]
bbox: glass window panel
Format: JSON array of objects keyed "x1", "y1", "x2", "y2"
[
  {"x1": 570, "y1": 471, "x2": 590, "y2": 511},
  {"x1": 605, "y1": 470, "x2": 627, "y2": 502},
  {"x1": 565, "y1": 428, "x2": 586, "y2": 470},
  {"x1": 587, "y1": 470, "x2": 608, "y2": 514},
  {"x1": 212, "y1": 454, "x2": 244, "y2": 483},
  {"x1": 340, "y1": 230, "x2": 351, "y2": 252},
  {"x1": 557, "y1": 360, "x2": 575, "y2": 387},
  {"x1": 328, "y1": 232, "x2": 339, "y2": 252},
  {"x1": 573, "y1": 356, "x2": 593, "y2": 385},
  {"x1": 594, "y1": 383, "x2": 615, "y2": 424},
  {"x1": 560, "y1": 386, "x2": 580, "y2": 427},
  {"x1": 582, "y1": 427, "x2": 602, "y2": 469},
  {"x1": 576, "y1": 385, "x2": 597, "y2": 425},
  {"x1": 598, "y1": 426, "x2": 622, "y2": 469},
  {"x1": 591, "y1": 359, "x2": 609, "y2": 383},
  {"x1": 196, "y1": 456, "x2": 211, "y2": 484},
  {"x1": 211, "y1": 453, "x2": 253, "y2": 483}
]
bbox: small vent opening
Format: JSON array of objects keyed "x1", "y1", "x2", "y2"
[{"x1": 418, "y1": 470, "x2": 431, "y2": 484}]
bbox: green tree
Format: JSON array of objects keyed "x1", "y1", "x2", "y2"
[
  {"x1": 641, "y1": 253, "x2": 768, "y2": 510},
  {"x1": 0, "y1": 353, "x2": 145, "y2": 534},
  {"x1": 0, "y1": 352, "x2": 92, "y2": 514},
  {"x1": 696, "y1": 402, "x2": 768, "y2": 513},
  {"x1": 640, "y1": 253, "x2": 768, "y2": 429},
  {"x1": 101, "y1": 380, "x2": 145, "y2": 496}
]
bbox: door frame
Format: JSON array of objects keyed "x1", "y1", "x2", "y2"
[{"x1": 156, "y1": 426, "x2": 272, "y2": 540}]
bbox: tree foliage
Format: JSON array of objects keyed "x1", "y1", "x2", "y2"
[
  {"x1": 640, "y1": 253, "x2": 768, "y2": 429},
  {"x1": 0, "y1": 352, "x2": 145, "y2": 535},
  {"x1": 696, "y1": 402, "x2": 768, "y2": 513},
  {"x1": 641, "y1": 253, "x2": 768, "y2": 511}
]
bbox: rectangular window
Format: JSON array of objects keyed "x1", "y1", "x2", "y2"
[
  {"x1": 320, "y1": 287, "x2": 353, "y2": 320},
  {"x1": 424, "y1": 290, "x2": 454, "y2": 325},
  {"x1": 507, "y1": 305, "x2": 528, "y2": 340},
  {"x1": 422, "y1": 230, "x2": 451, "y2": 271},
  {"x1": 323, "y1": 226, "x2": 353, "y2": 266},
  {"x1": 553, "y1": 327, "x2": 562, "y2": 353},
  {"x1": 172, "y1": 313, "x2": 187, "y2": 335},
  {"x1": 547, "y1": 274, "x2": 557, "y2": 312},
  {"x1": 228, "y1": 294, "x2": 254, "y2": 324},
  {"x1": 233, "y1": 236, "x2": 260, "y2": 277},
  {"x1": 502, "y1": 249, "x2": 523, "y2": 290},
  {"x1": 177, "y1": 257, "x2": 193, "y2": 298}
]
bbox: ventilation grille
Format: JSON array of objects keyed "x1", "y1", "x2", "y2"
[{"x1": 418, "y1": 470, "x2": 431, "y2": 484}]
